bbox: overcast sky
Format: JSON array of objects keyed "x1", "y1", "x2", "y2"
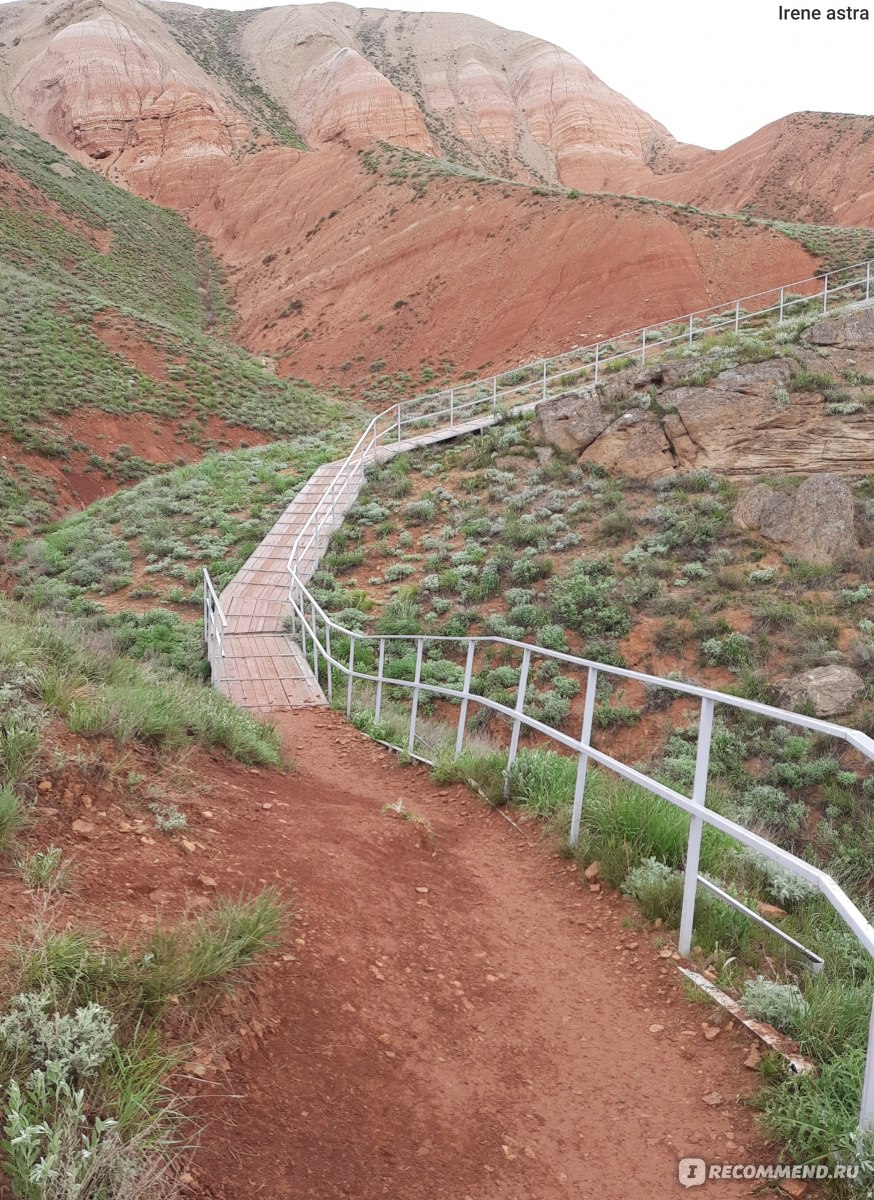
[{"x1": 13, "y1": 0, "x2": 874, "y2": 148}]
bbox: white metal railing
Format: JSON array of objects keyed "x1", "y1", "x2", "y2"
[
  {"x1": 285, "y1": 579, "x2": 874, "y2": 1128},
  {"x1": 287, "y1": 257, "x2": 874, "y2": 585},
  {"x1": 203, "y1": 567, "x2": 227, "y2": 680}
]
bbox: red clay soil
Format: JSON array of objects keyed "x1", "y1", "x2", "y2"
[
  {"x1": 190, "y1": 145, "x2": 816, "y2": 389},
  {"x1": 184, "y1": 709, "x2": 775, "y2": 1200},
  {"x1": 2, "y1": 710, "x2": 782, "y2": 1198}
]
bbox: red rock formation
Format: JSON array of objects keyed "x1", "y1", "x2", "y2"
[
  {"x1": 2, "y1": 0, "x2": 248, "y2": 206},
  {"x1": 240, "y1": 4, "x2": 702, "y2": 188}
]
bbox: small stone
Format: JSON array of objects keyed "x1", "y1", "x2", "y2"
[
  {"x1": 139, "y1": 835, "x2": 155, "y2": 846},
  {"x1": 262, "y1": 802, "x2": 273, "y2": 810},
  {"x1": 72, "y1": 819, "x2": 94, "y2": 836},
  {"x1": 415, "y1": 886, "x2": 430, "y2": 894},
  {"x1": 649, "y1": 1024, "x2": 665, "y2": 1034},
  {"x1": 743, "y1": 1047, "x2": 762, "y2": 1070},
  {"x1": 180, "y1": 839, "x2": 197, "y2": 854},
  {"x1": 702, "y1": 1091, "x2": 724, "y2": 1107},
  {"x1": 757, "y1": 901, "x2": 788, "y2": 921},
  {"x1": 199, "y1": 875, "x2": 218, "y2": 889},
  {"x1": 584, "y1": 861, "x2": 600, "y2": 882},
  {"x1": 37, "y1": 780, "x2": 52, "y2": 792},
  {"x1": 703, "y1": 1026, "x2": 721, "y2": 1041},
  {"x1": 782, "y1": 1181, "x2": 807, "y2": 1198}
]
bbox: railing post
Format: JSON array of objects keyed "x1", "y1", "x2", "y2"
[
  {"x1": 310, "y1": 597, "x2": 318, "y2": 676},
  {"x1": 407, "y1": 638, "x2": 424, "y2": 755},
  {"x1": 542, "y1": 359, "x2": 547, "y2": 401},
  {"x1": 346, "y1": 636, "x2": 356, "y2": 718},
  {"x1": 202, "y1": 569, "x2": 208, "y2": 645},
  {"x1": 594, "y1": 342, "x2": 600, "y2": 385},
  {"x1": 492, "y1": 376, "x2": 497, "y2": 414},
  {"x1": 503, "y1": 648, "x2": 531, "y2": 801},
  {"x1": 779, "y1": 286, "x2": 785, "y2": 323},
  {"x1": 859, "y1": 994, "x2": 874, "y2": 1129},
  {"x1": 867, "y1": 261, "x2": 872, "y2": 303},
  {"x1": 640, "y1": 328, "x2": 646, "y2": 367},
  {"x1": 454, "y1": 640, "x2": 476, "y2": 756},
  {"x1": 569, "y1": 666, "x2": 598, "y2": 847},
  {"x1": 734, "y1": 300, "x2": 740, "y2": 333},
  {"x1": 374, "y1": 638, "x2": 386, "y2": 723},
  {"x1": 396, "y1": 405, "x2": 401, "y2": 444},
  {"x1": 324, "y1": 622, "x2": 333, "y2": 703},
  {"x1": 678, "y1": 697, "x2": 715, "y2": 958},
  {"x1": 823, "y1": 273, "x2": 829, "y2": 314},
  {"x1": 449, "y1": 388, "x2": 455, "y2": 427},
  {"x1": 688, "y1": 313, "x2": 694, "y2": 346}
]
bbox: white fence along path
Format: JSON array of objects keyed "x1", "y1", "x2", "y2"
[{"x1": 205, "y1": 258, "x2": 874, "y2": 1129}]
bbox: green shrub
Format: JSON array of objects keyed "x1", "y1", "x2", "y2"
[
  {"x1": 548, "y1": 561, "x2": 630, "y2": 639},
  {"x1": 740, "y1": 975, "x2": 807, "y2": 1034},
  {"x1": 621, "y1": 857, "x2": 684, "y2": 923}
]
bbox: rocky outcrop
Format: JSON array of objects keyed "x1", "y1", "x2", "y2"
[
  {"x1": 534, "y1": 357, "x2": 874, "y2": 481},
  {"x1": 779, "y1": 665, "x2": 865, "y2": 718},
  {"x1": 804, "y1": 306, "x2": 874, "y2": 350},
  {"x1": 733, "y1": 475, "x2": 858, "y2": 564},
  {"x1": 579, "y1": 410, "x2": 675, "y2": 480},
  {"x1": 531, "y1": 391, "x2": 609, "y2": 454}
]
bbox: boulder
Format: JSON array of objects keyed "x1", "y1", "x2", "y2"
[
  {"x1": 804, "y1": 306, "x2": 874, "y2": 350},
  {"x1": 733, "y1": 474, "x2": 858, "y2": 564},
  {"x1": 531, "y1": 391, "x2": 610, "y2": 454},
  {"x1": 579, "y1": 410, "x2": 675, "y2": 480},
  {"x1": 779, "y1": 665, "x2": 865, "y2": 718}
]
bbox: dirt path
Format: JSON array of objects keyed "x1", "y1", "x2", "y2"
[{"x1": 187, "y1": 709, "x2": 774, "y2": 1200}]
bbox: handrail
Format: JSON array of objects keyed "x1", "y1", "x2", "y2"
[
  {"x1": 285, "y1": 568, "x2": 874, "y2": 1127},
  {"x1": 202, "y1": 567, "x2": 227, "y2": 681},
  {"x1": 286, "y1": 257, "x2": 874, "y2": 586}
]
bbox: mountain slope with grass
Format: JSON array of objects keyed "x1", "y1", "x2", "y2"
[{"x1": 0, "y1": 114, "x2": 357, "y2": 533}]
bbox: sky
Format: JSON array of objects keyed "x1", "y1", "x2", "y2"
[{"x1": 122, "y1": 0, "x2": 873, "y2": 149}]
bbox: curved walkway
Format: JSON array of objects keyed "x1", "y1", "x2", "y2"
[{"x1": 216, "y1": 413, "x2": 522, "y2": 710}]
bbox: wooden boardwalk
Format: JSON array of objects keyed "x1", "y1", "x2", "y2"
[{"x1": 215, "y1": 412, "x2": 522, "y2": 711}]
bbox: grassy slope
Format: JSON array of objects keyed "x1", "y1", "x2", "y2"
[
  {"x1": 0, "y1": 115, "x2": 357, "y2": 533},
  {"x1": 11, "y1": 438, "x2": 344, "y2": 612}
]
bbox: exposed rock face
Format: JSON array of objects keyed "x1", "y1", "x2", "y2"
[
  {"x1": 804, "y1": 306, "x2": 874, "y2": 350},
  {"x1": 531, "y1": 391, "x2": 609, "y2": 454},
  {"x1": 0, "y1": 0, "x2": 703, "y2": 194},
  {"x1": 535, "y1": 358, "x2": 874, "y2": 482},
  {"x1": 239, "y1": 4, "x2": 695, "y2": 188},
  {"x1": 4, "y1": 0, "x2": 249, "y2": 206},
  {"x1": 580, "y1": 410, "x2": 675, "y2": 481},
  {"x1": 733, "y1": 475, "x2": 858, "y2": 565},
  {"x1": 779, "y1": 666, "x2": 865, "y2": 718}
]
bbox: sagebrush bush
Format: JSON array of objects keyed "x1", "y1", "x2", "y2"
[{"x1": 741, "y1": 975, "x2": 808, "y2": 1034}]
